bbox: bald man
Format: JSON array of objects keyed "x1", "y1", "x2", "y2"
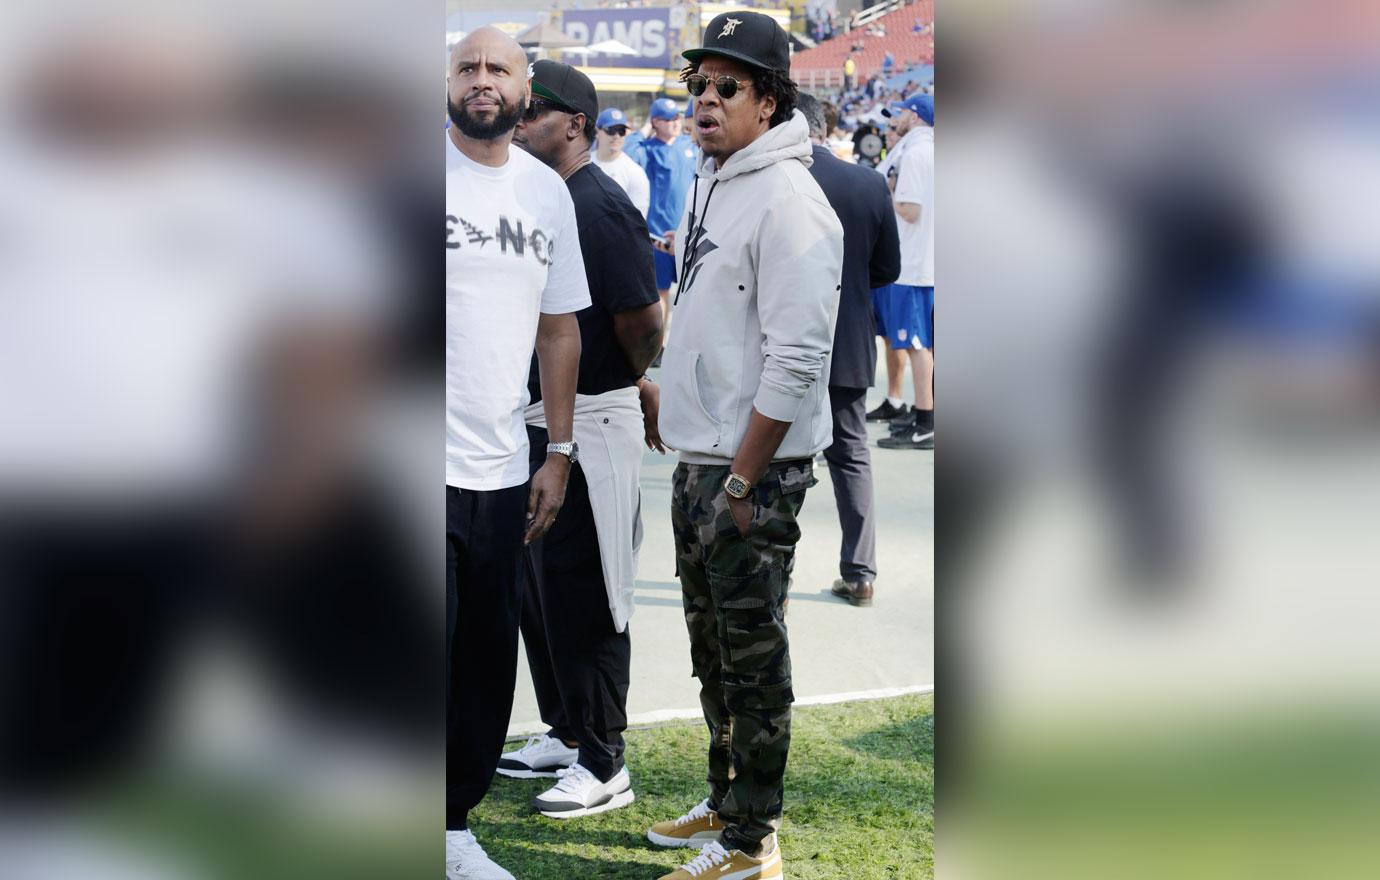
[{"x1": 446, "y1": 28, "x2": 589, "y2": 880}]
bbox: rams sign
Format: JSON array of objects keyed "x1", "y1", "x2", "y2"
[{"x1": 562, "y1": 9, "x2": 675, "y2": 69}]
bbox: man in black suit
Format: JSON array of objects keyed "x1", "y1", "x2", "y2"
[{"x1": 797, "y1": 93, "x2": 901, "y2": 607}]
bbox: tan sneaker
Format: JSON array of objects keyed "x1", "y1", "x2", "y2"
[
  {"x1": 647, "y1": 799, "x2": 724, "y2": 848},
  {"x1": 656, "y1": 837, "x2": 783, "y2": 880}
]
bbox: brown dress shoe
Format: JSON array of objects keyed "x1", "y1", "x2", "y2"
[{"x1": 831, "y1": 578, "x2": 874, "y2": 607}]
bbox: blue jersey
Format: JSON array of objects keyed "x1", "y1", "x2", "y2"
[{"x1": 628, "y1": 134, "x2": 697, "y2": 236}]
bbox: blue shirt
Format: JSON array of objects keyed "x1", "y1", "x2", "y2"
[{"x1": 627, "y1": 133, "x2": 697, "y2": 236}]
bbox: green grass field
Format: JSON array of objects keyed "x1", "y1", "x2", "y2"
[{"x1": 475, "y1": 693, "x2": 934, "y2": 879}]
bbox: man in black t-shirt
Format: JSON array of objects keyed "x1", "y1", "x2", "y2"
[{"x1": 501, "y1": 60, "x2": 664, "y2": 820}]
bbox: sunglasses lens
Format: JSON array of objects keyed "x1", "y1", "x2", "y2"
[
  {"x1": 686, "y1": 75, "x2": 706, "y2": 97},
  {"x1": 607, "y1": 126, "x2": 627, "y2": 136},
  {"x1": 716, "y1": 77, "x2": 737, "y2": 99}
]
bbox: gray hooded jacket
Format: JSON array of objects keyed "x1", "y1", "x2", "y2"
[{"x1": 661, "y1": 110, "x2": 845, "y2": 465}]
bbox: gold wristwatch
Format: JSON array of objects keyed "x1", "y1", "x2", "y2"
[{"x1": 723, "y1": 472, "x2": 752, "y2": 500}]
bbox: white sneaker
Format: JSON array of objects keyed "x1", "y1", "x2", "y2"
[
  {"x1": 532, "y1": 763, "x2": 635, "y2": 819},
  {"x1": 445, "y1": 830, "x2": 514, "y2": 880},
  {"x1": 495, "y1": 734, "x2": 578, "y2": 779}
]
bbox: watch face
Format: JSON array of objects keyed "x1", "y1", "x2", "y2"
[
  {"x1": 550, "y1": 441, "x2": 578, "y2": 463},
  {"x1": 859, "y1": 132, "x2": 883, "y2": 158}
]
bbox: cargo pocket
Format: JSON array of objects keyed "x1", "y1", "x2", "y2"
[
  {"x1": 742, "y1": 461, "x2": 814, "y2": 550},
  {"x1": 713, "y1": 563, "x2": 794, "y2": 712}
]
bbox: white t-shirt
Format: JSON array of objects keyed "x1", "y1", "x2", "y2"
[
  {"x1": 591, "y1": 150, "x2": 651, "y2": 219},
  {"x1": 446, "y1": 132, "x2": 591, "y2": 491},
  {"x1": 894, "y1": 126, "x2": 934, "y2": 287}
]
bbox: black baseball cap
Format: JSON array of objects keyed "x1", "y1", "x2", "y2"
[
  {"x1": 529, "y1": 59, "x2": 598, "y2": 121},
  {"x1": 682, "y1": 11, "x2": 790, "y2": 73}
]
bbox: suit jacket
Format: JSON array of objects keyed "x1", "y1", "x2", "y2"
[{"x1": 807, "y1": 144, "x2": 901, "y2": 389}]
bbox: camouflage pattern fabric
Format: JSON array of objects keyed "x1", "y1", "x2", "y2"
[{"x1": 671, "y1": 459, "x2": 816, "y2": 853}]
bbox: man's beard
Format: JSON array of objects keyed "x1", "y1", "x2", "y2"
[{"x1": 448, "y1": 93, "x2": 525, "y2": 140}]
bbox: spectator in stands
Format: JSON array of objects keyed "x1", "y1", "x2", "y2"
[
  {"x1": 842, "y1": 54, "x2": 856, "y2": 93},
  {"x1": 882, "y1": 50, "x2": 894, "y2": 76}
]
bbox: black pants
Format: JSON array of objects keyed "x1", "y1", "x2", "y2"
[
  {"x1": 446, "y1": 482, "x2": 528, "y2": 830},
  {"x1": 824, "y1": 386, "x2": 878, "y2": 582},
  {"x1": 519, "y1": 425, "x2": 631, "y2": 783}
]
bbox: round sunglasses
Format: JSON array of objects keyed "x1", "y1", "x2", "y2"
[
  {"x1": 684, "y1": 73, "x2": 753, "y2": 100},
  {"x1": 523, "y1": 97, "x2": 578, "y2": 121}
]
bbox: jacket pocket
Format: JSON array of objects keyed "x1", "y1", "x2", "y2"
[{"x1": 660, "y1": 344, "x2": 725, "y2": 452}]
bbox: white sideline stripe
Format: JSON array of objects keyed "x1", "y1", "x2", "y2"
[{"x1": 506, "y1": 684, "x2": 934, "y2": 740}]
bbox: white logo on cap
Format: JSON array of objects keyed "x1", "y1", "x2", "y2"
[{"x1": 719, "y1": 17, "x2": 742, "y2": 37}]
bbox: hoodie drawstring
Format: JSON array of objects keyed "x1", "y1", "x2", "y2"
[{"x1": 674, "y1": 175, "x2": 719, "y2": 305}]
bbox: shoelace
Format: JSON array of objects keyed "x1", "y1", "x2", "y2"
[
  {"x1": 552, "y1": 763, "x2": 595, "y2": 793},
  {"x1": 680, "y1": 842, "x2": 730, "y2": 877},
  {"x1": 674, "y1": 799, "x2": 713, "y2": 827},
  {"x1": 521, "y1": 734, "x2": 561, "y2": 756}
]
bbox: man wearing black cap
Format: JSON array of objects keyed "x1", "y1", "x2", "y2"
[
  {"x1": 501, "y1": 59, "x2": 664, "y2": 820},
  {"x1": 647, "y1": 12, "x2": 844, "y2": 880}
]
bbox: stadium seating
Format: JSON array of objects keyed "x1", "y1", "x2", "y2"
[{"x1": 790, "y1": 0, "x2": 934, "y2": 91}]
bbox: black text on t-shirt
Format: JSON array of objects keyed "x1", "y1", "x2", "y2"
[{"x1": 446, "y1": 213, "x2": 553, "y2": 266}]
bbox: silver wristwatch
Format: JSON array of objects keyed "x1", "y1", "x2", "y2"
[{"x1": 547, "y1": 440, "x2": 579, "y2": 464}]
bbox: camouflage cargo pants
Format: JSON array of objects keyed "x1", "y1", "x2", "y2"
[{"x1": 671, "y1": 459, "x2": 816, "y2": 854}]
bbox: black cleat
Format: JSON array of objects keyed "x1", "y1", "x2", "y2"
[
  {"x1": 878, "y1": 427, "x2": 934, "y2": 450},
  {"x1": 866, "y1": 400, "x2": 910, "y2": 422},
  {"x1": 888, "y1": 410, "x2": 917, "y2": 436}
]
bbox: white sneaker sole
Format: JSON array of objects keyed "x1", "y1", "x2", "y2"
[
  {"x1": 646, "y1": 828, "x2": 721, "y2": 848},
  {"x1": 495, "y1": 765, "x2": 564, "y2": 779},
  {"x1": 536, "y1": 788, "x2": 635, "y2": 819},
  {"x1": 445, "y1": 862, "x2": 515, "y2": 880}
]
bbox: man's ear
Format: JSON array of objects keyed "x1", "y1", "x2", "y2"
[
  {"x1": 570, "y1": 113, "x2": 586, "y2": 140},
  {"x1": 760, "y1": 93, "x2": 777, "y2": 124}
]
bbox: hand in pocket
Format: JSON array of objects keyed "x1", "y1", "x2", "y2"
[{"x1": 727, "y1": 493, "x2": 753, "y2": 538}]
